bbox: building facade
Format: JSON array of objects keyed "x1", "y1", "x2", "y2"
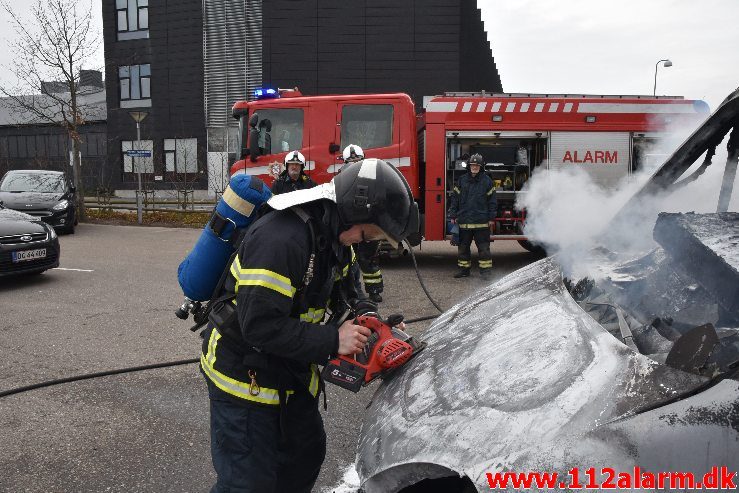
[
  {"x1": 103, "y1": 0, "x2": 501, "y2": 193},
  {"x1": 103, "y1": 0, "x2": 208, "y2": 195}
]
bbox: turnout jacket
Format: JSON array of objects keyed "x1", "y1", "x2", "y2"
[
  {"x1": 270, "y1": 171, "x2": 317, "y2": 195},
  {"x1": 448, "y1": 171, "x2": 497, "y2": 228},
  {"x1": 200, "y1": 202, "x2": 357, "y2": 406}
]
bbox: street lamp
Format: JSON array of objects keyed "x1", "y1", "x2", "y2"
[
  {"x1": 653, "y1": 59, "x2": 673, "y2": 96},
  {"x1": 128, "y1": 111, "x2": 148, "y2": 224}
]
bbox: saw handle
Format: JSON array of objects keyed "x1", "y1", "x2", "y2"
[{"x1": 354, "y1": 314, "x2": 404, "y2": 338}]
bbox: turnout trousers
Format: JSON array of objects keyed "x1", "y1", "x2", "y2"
[
  {"x1": 457, "y1": 227, "x2": 492, "y2": 272},
  {"x1": 356, "y1": 240, "x2": 383, "y2": 295},
  {"x1": 207, "y1": 380, "x2": 327, "y2": 493}
]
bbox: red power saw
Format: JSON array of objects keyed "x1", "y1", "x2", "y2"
[{"x1": 322, "y1": 313, "x2": 427, "y2": 392}]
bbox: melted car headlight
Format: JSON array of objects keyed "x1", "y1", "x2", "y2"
[{"x1": 53, "y1": 199, "x2": 69, "y2": 211}]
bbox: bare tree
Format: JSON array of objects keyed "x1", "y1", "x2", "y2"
[{"x1": 0, "y1": 0, "x2": 101, "y2": 220}]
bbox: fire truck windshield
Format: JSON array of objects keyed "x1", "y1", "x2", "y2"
[{"x1": 248, "y1": 108, "x2": 304, "y2": 155}]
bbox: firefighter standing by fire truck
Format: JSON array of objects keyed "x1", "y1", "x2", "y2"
[
  {"x1": 341, "y1": 145, "x2": 384, "y2": 302},
  {"x1": 271, "y1": 150, "x2": 317, "y2": 194},
  {"x1": 448, "y1": 153, "x2": 496, "y2": 278},
  {"x1": 200, "y1": 158, "x2": 419, "y2": 493}
]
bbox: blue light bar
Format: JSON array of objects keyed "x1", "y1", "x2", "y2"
[{"x1": 254, "y1": 87, "x2": 279, "y2": 100}]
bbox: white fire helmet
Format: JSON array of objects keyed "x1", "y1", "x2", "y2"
[
  {"x1": 342, "y1": 145, "x2": 365, "y2": 164},
  {"x1": 284, "y1": 150, "x2": 306, "y2": 168}
]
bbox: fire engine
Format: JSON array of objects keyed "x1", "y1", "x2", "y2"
[{"x1": 231, "y1": 88, "x2": 708, "y2": 251}]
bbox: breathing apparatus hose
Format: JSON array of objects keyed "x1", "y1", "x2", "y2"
[
  {"x1": 404, "y1": 239, "x2": 445, "y2": 314},
  {"x1": 1, "y1": 241, "x2": 445, "y2": 399}
]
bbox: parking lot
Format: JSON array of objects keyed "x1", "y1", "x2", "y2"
[{"x1": 0, "y1": 223, "x2": 540, "y2": 492}]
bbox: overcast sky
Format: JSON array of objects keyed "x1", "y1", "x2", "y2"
[
  {"x1": 479, "y1": 0, "x2": 739, "y2": 110},
  {"x1": 1, "y1": 0, "x2": 738, "y2": 110}
]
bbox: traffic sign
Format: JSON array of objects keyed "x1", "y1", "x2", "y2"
[{"x1": 125, "y1": 149, "x2": 152, "y2": 157}]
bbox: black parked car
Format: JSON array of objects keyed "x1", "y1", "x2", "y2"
[
  {"x1": 0, "y1": 170, "x2": 77, "y2": 234},
  {"x1": 0, "y1": 203, "x2": 60, "y2": 277}
]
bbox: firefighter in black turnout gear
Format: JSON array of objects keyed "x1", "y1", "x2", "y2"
[
  {"x1": 341, "y1": 145, "x2": 384, "y2": 302},
  {"x1": 448, "y1": 153, "x2": 497, "y2": 278},
  {"x1": 270, "y1": 150, "x2": 317, "y2": 195},
  {"x1": 200, "y1": 158, "x2": 419, "y2": 493}
]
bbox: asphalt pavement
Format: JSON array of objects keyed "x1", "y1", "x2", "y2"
[{"x1": 0, "y1": 223, "x2": 541, "y2": 492}]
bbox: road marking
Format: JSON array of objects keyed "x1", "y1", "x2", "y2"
[{"x1": 53, "y1": 267, "x2": 94, "y2": 272}]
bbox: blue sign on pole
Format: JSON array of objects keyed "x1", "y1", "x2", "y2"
[{"x1": 125, "y1": 149, "x2": 152, "y2": 157}]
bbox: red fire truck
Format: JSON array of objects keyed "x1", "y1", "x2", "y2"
[{"x1": 231, "y1": 89, "x2": 708, "y2": 250}]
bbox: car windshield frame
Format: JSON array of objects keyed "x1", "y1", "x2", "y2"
[{"x1": 0, "y1": 173, "x2": 66, "y2": 193}]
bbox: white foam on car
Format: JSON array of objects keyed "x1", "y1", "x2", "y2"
[{"x1": 322, "y1": 463, "x2": 360, "y2": 493}]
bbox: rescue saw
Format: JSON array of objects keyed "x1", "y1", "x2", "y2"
[{"x1": 322, "y1": 313, "x2": 427, "y2": 393}]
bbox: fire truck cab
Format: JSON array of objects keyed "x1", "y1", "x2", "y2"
[
  {"x1": 231, "y1": 89, "x2": 708, "y2": 249},
  {"x1": 232, "y1": 89, "x2": 418, "y2": 192}
]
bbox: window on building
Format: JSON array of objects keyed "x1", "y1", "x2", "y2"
[
  {"x1": 116, "y1": 0, "x2": 149, "y2": 41},
  {"x1": 17, "y1": 136, "x2": 27, "y2": 158},
  {"x1": 47, "y1": 134, "x2": 59, "y2": 157},
  {"x1": 340, "y1": 104, "x2": 394, "y2": 150},
  {"x1": 164, "y1": 138, "x2": 198, "y2": 174},
  {"x1": 119, "y1": 64, "x2": 151, "y2": 108},
  {"x1": 121, "y1": 140, "x2": 153, "y2": 173}
]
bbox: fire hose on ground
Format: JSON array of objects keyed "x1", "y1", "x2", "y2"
[{"x1": 0, "y1": 242, "x2": 445, "y2": 399}]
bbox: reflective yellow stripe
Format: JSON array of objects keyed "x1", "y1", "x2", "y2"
[
  {"x1": 453, "y1": 186, "x2": 460, "y2": 194},
  {"x1": 308, "y1": 364, "x2": 319, "y2": 396},
  {"x1": 299, "y1": 307, "x2": 326, "y2": 323},
  {"x1": 364, "y1": 278, "x2": 383, "y2": 284},
  {"x1": 201, "y1": 329, "x2": 294, "y2": 405},
  {"x1": 230, "y1": 256, "x2": 296, "y2": 298},
  {"x1": 487, "y1": 187, "x2": 495, "y2": 196},
  {"x1": 459, "y1": 223, "x2": 489, "y2": 229},
  {"x1": 458, "y1": 260, "x2": 471, "y2": 267},
  {"x1": 479, "y1": 260, "x2": 493, "y2": 267},
  {"x1": 207, "y1": 326, "x2": 219, "y2": 367}
]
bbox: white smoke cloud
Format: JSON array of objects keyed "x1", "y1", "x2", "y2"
[{"x1": 517, "y1": 121, "x2": 737, "y2": 277}]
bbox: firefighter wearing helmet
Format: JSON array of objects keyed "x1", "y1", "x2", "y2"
[
  {"x1": 201, "y1": 158, "x2": 419, "y2": 492},
  {"x1": 342, "y1": 144, "x2": 364, "y2": 165},
  {"x1": 341, "y1": 144, "x2": 384, "y2": 302},
  {"x1": 271, "y1": 150, "x2": 317, "y2": 195},
  {"x1": 448, "y1": 153, "x2": 497, "y2": 278}
]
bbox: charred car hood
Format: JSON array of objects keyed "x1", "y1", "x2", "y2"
[
  {"x1": 358, "y1": 257, "x2": 739, "y2": 492},
  {"x1": 0, "y1": 208, "x2": 48, "y2": 236},
  {"x1": 0, "y1": 191, "x2": 65, "y2": 209}
]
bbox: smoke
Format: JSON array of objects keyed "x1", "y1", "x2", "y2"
[{"x1": 518, "y1": 121, "x2": 737, "y2": 278}]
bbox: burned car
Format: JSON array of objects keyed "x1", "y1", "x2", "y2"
[{"x1": 357, "y1": 89, "x2": 739, "y2": 492}]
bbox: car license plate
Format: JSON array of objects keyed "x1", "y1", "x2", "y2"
[{"x1": 12, "y1": 248, "x2": 47, "y2": 263}]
